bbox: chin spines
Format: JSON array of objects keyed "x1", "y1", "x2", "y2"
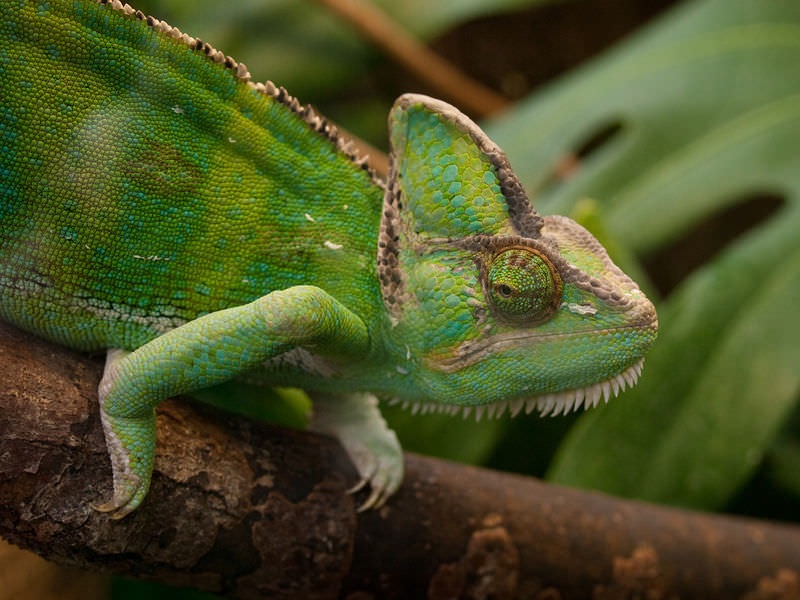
[{"x1": 391, "y1": 359, "x2": 644, "y2": 421}]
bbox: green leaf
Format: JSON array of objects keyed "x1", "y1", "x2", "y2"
[
  {"x1": 374, "y1": 0, "x2": 565, "y2": 38},
  {"x1": 486, "y1": 1, "x2": 800, "y2": 250},
  {"x1": 483, "y1": 0, "x2": 800, "y2": 510}
]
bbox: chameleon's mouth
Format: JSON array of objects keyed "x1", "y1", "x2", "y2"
[
  {"x1": 388, "y1": 358, "x2": 644, "y2": 420},
  {"x1": 427, "y1": 318, "x2": 658, "y2": 375}
]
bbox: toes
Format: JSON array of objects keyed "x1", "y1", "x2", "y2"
[
  {"x1": 357, "y1": 486, "x2": 386, "y2": 512},
  {"x1": 92, "y1": 459, "x2": 145, "y2": 519},
  {"x1": 352, "y1": 455, "x2": 403, "y2": 512},
  {"x1": 93, "y1": 498, "x2": 138, "y2": 519},
  {"x1": 92, "y1": 477, "x2": 148, "y2": 519},
  {"x1": 93, "y1": 500, "x2": 124, "y2": 514},
  {"x1": 347, "y1": 476, "x2": 370, "y2": 495}
]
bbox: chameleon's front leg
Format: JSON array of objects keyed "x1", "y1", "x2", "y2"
[{"x1": 94, "y1": 285, "x2": 368, "y2": 519}]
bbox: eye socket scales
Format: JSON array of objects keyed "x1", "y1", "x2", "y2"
[{"x1": 486, "y1": 246, "x2": 562, "y2": 325}]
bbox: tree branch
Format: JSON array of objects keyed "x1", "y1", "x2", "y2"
[
  {"x1": 1, "y1": 320, "x2": 799, "y2": 599},
  {"x1": 314, "y1": 0, "x2": 510, "y2": 118}
]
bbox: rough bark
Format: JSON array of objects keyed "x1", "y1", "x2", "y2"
[{"x1": 2, "y1": 320, "x2": 800, "y2": 599}]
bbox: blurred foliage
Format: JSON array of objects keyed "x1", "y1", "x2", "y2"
[
  {"x1": 78, "y1": 0, "x2": 800, "y2": 597},
  {"x1": 485, "y1": 0, "x2": 800, "y2": 515}
]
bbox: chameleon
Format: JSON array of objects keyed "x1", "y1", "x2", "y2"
[{"x1": 0, "y1": 0, "x2": 658, "y2": 519}]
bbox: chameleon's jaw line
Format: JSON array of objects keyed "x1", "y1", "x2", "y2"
[
  {"x1": 428, "y1": 319, "x2": 658, "y2": 374},
  {"x1": 389, "y1": 358, "x2": 645, "y2": 420}
]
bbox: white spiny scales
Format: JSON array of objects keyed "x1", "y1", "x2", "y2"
[
  {"x1": 601, "y1": 381, "x2": 612, "y2": 403},
  {"x1": 510, "y1": 398, "x2": 525, "y2": 418},
  {"x1": 394, "y1": 359, "x2": 645, "y2": 422}
]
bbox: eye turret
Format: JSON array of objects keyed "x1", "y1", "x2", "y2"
[{"x1": 487, "y1": 247, "x2": 562, "y2": 325}]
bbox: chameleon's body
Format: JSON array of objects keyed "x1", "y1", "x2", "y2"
[{"x1": 0, "y1": 0, "x2": 658, "y2": 517}]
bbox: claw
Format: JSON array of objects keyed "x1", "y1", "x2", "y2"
[
  {"x1": 93, "y1": 498, "x2": 139, "y2": 520},
  {"x1": 344, "y1": 455, "x2": 386, "y2": 510},
  {"x1": 92, "y1": 467, "x2": 145, "y2": 519},
  {"x1": 357, "y1": 485, "x2": 388, "y2": 512},
  {"x1": 309, "y1": 392, "x2": 405, "y2": 512},
  {"x1": 353, "y1": 456, "x2": 402, "y2": 512},
  {"x1": 95, "y1": 468, "x2": 150, "y2": 519},
  {"x1": 347, "y1": 477, "x2": 370, "y2": 495},
  {"x1": 357, "y1": 490, "x2": 382, "y2": 513},
  {"x1": 346, "y1": 462, "x2": 396, "y2": 511},
  {"x1": 92, "y1": 502, "x2": 119, "y2": 514}
]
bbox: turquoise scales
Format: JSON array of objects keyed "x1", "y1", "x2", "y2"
[{"x1": 0, "y1": 0, "x2": 658, "y2": 518}]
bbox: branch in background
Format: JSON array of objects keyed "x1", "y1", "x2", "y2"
[
  {"x1": 336, "y1": 122, "x2": 389, "y2": 178},
  {"x1": 1, "y1": 320, "x2": 800, "y2": 599},
  {"x1": 315, "y1": 0, "x2": 510, "y2": 118}
]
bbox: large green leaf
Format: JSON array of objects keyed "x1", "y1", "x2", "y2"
[
  {"x1": 374, "y1": 0, "x2": 564, "y2": 38},
  {"x1": 483, "y1": 0, "x2": 800, "y2": 509},
  {"x1": 487, "y1": 0, "x2": 800, "y2": 252}
]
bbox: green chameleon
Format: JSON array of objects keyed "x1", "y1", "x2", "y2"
[{"x1": 0, "y1": 0, "x2": 658, "y2": 519}]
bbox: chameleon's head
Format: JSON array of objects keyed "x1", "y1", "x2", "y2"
[{"x1": 378, "y1": 94, "x2": 658, "y2": 416}]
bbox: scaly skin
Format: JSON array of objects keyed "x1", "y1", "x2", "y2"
[{"x1": 0, "y1": 0, "x2": 658, "y2": 518}]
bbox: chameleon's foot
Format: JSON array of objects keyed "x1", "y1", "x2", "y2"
[
  {"x1": 346, "y1": 438, "x2": 403, "y2": 512},
  {"x1": 94, "y1": 405, "x2": 156, "y2": 519},
  {"x1": 309, "y1": 392, "x2": 403, "y2": 511},
  {"x1": 92, "y1": 469, "x2": 145, "y2": 520}
]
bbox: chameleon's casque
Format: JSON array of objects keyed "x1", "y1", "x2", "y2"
[{"x1": 0, "y1": 0, "x2": 658, "y2": 517}]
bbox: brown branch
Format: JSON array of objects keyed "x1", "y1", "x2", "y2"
[
  {"x1": 315, "y1": 0, "x2": 510, "y2": 118},
  {"x1": 2, "y1": 319, "x2": 800, "y2": 599}
]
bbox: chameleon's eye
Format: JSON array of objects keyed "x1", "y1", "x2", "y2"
[{"x1": 487, "y1": 247, "x2": 561, "y2": 324}]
